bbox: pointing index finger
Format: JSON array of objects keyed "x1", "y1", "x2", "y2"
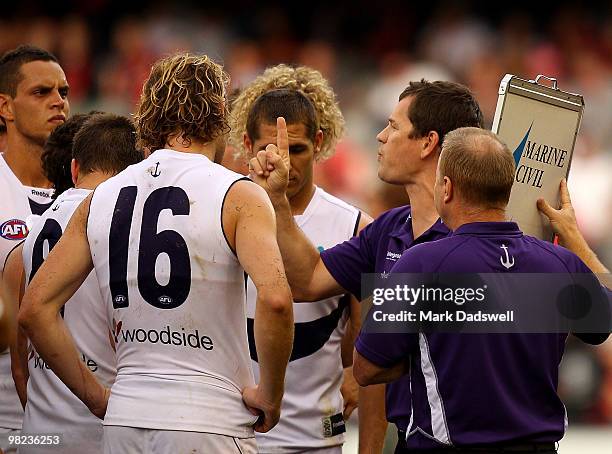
[{"x1": 276, "y1": 117, "x2": 289, "y2": 160}]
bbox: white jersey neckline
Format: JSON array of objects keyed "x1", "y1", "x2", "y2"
[
  {"x1": 294, "y1": 186, "x2": 322, "y2": 228},
  {"x1": 150, "y1": 148, "x2": 214, "y2": 163},
  {"x1": 0, "y1": 153, "x2": 54, "y2": 203}
]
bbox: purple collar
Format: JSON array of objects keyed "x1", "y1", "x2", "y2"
[
  {"x1": 389, "y1": 208, "x2": 450, "y2": 245},
  {"x1": 452, "y1": 221, "x2": 523, "y2": 237}
]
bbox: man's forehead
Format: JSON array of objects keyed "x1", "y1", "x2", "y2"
[
  {"x1": 18, "y1": 60, "x2": 67, "y2": 87},
  {"x1": 257, "y1": 122, "x2": 310, "y2": 143},
  {"x1": 391, "y1": 96, "x2": 413, "y2": 121}
]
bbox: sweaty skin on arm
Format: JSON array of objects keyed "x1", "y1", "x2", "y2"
[
  {"x1": 223, "y1": 178, "x2": 294, "y2": 434},
  {"x1": 18, "y1": 194, "x2": 109, "y2": 418},
  {"x1": 2, "y1": 243, "x2": 28, "y2": 407},
  {"x1": 250, "y1": 117, "x2": 374, "y2": 301},
  {"x1": 264, "y1": 193, "x2": 345, "y2": 301}
]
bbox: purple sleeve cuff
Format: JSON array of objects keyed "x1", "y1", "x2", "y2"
[
  {"x1": 355, "y1": 333, "x2": 401, "y2": 368},
  {"x1": 320, "y1": 244, "x2": 364, "y2": 300}
]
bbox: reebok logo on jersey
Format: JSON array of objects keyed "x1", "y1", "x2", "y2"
[
  {"x1": 1, "y1": 219, "x2": 28, "y2": 240},
  {"x1": 31, "y1": 188, "x2": 53, "y2": 198},
  {"x1": 116, "y1": 324, "x2": 214, "y2": 350}
]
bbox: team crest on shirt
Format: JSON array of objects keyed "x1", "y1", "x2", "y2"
[
  {"x1": 1, "y1": 218, "x2": 29, "y2": 240},
  {"x1": 500, "y1": 244, "x2": 515, "y2": 269},
  {"x1": 148, "y1": 161, "x2": 162, "y2": 177}
]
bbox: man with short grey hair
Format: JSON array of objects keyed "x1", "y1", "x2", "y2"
[{"x1": 354, "y1": 127, "x2": 610, "y2": 453}]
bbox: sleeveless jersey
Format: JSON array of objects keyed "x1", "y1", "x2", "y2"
[
  {"x1": 87, "y1": 149, "x2": 257, "y2": 437},
  {"x1": 0, "y1": 153, "x2": 53, "y2": 431},
  {"x1": 246, "y1": 187, "x2": 360, "y2": 452},
  {"x1": 20, "y1": 188, "x2": 116, "y2": 454}
]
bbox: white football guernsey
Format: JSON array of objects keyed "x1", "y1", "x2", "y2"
[
  {"x1": 20, "y1": 188, "x2": 116, "y2": 454},
  {"x1": 0, "y1": 153, "x2": 53, "y2": 433},
  {"x1": 246, "y1": 187, "x2": 360, "y2": 452},
  {"x1": 87, "y1": 149, "x2": 257, "y2": 437}
]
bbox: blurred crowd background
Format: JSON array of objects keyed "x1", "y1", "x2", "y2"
[{"x1": 1, "y1": 0, "x2": 610, "y2": 428}]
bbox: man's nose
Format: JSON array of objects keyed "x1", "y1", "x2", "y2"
[{"x1": 50, "y1": 89, "x2": 66, "y2": 109}]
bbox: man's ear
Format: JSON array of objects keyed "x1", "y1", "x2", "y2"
[
  {"x1": 0, "y1": 94, "x2": 15, "y2": 124},
  {"x1": 420, "y1": 130, "x2": 440, "y2": 160},
  {"x1": 71, "y1": 159, "x2": 79, "y2": 186},
  {"x1": 443, "y1": 176, "x2": 453, "y2": 203},
  {"x1": 243, "y1": 133, "x2": 253, "y2": 158},
  {"x1": 313, "y1": 129, "x2": 324, "y2": 156}
]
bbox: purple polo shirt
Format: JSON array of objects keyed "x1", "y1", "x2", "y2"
[
  {"x1": 356, "y1": 222, "x2": 609, "y2": 449},
  {"x1": 320, "y1": 205, "x2": 449, "y2": 430}
]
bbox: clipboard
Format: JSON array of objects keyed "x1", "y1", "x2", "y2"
[{"x1": 491, "y1": 74, "x2": 584, "y2": 240}]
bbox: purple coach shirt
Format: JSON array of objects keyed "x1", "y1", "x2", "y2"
[
  {"x1": 320, "y1": 205, "x2": 449, "y2": 430},
  {"x1": 356, "y1": 221, "x2": 610, "y2": 449}
]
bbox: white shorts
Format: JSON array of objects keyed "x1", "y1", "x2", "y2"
[
  {"x1": 15, "y1": 428, "x2": 102, "y2": 454},
  {"x1": 0, "y1": 428, "x2": 19, "y2": 454},
  {"x1": 103, "y1": 426, "x2": 257, "y2": 454}
]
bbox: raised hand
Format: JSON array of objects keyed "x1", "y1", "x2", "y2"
[
  {"x1": 536, "y1": 178, "x2": 580, "y2": 247},
  {"x1": 538, "y1": 178, "x2": 610, "y2": 273},
  {"x1": 249, "y1": 117, "x2": 290, "y2": 200}
]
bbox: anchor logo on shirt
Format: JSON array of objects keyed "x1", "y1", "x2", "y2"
[
  {"x1": 500, "y1": 244, "x2": 515, "y2": 269},
  {"x1": 149, "y1": 162, "x2": 161, "y2": 177}
]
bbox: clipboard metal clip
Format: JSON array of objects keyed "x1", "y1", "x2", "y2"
[{"x1": 530, "y1": 75, "x2": 559, "y2": 90}]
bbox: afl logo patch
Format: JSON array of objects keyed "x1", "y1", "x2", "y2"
[{"x1": 1, "y1": 219, "x2": 29, "y2": 240}]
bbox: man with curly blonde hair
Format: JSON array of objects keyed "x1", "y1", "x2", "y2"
[
  {"x1": 230, "y1": 64, "x2": 372, "y2": 454},
  {"x1": 18, "y1": 53, "x2": 294, "y2": 454},
  {"x1": 230, "y1": 64, "x2": 344, "y2": 163}
]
